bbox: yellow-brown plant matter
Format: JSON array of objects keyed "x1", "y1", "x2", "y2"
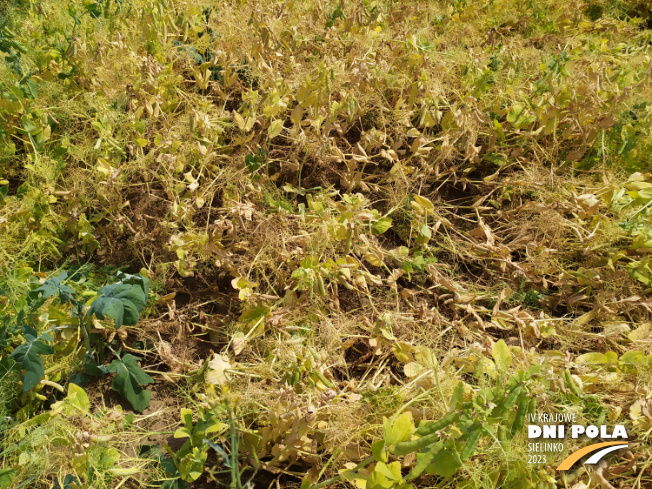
[{"x1": 1, "y1": 0, "x2": 651, "y2": 488}]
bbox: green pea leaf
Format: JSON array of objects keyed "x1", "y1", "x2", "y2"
[
  {"x1": 492, "y1": 339, "x2": 512, "y2": 371},
  {"x1": 84, "y1": 2, "x2": 102, "y2": 18},
  {"x1": 373, "y1": 462, "x2": 402, "y2": 482},
  {"x1": 51, "y1": 383, "x2": 90, "y2": 415},
  {"x1": 371, "y1": 440, "x2": 388, "y2": 463},
  {"x1": 575, "y1": 352, "x2": 608, "y2": 364},
  {"x1": 425, "y1": 446, "x2": 462, "y2": 477},
  {"x1": 0, "y1": 468, "x2": 15, "y2": 489},
  {"x1": 179, "y1": 447, "x2": 207, "y2": 482},
  {"x1": 367, "y1": 462, "x2": 398, "y2": 489},
  {"x1": 106, "y1": 354, "x2": 154, "y2": 412},
  {"x1": 372, "y1": 217, "x2": 392, "y2": 234},
  {"x1": 383, "y1": 412, "x2": 414, "y2": 447}
]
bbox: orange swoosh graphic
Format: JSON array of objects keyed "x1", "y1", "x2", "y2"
[{"x1": 557, "y1": 441, "x2": 627, "y2": 470}]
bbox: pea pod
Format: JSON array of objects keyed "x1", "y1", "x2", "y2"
[
  {"x1": 510, "y1": 397, "x2": 528, "y2": 438},
  {"x1": 393, "y1": 430, "x2": 441, "y2": 456},
  {"x1": 596, "y1": 407, "x2": 607, "y2": 427},
  {"x1": 460, "y1": 428, "x2": 482, "y2": 461},
  {"x1": 289, "y1": 370, "x2": 300, "y2": 386},
  {"x1": 562, "y1": 368, "x2": 572, "y2": 386},
  {"x1": 316, "y1": 274, "x2": 326, "y2": 296},
  {"x1": 313, "y1": 370, "x2": 333, "y2": 389},
  {"x1": 490, "y1": 385, "x2": 522, "y2": 417},
  {"x1": 405, "y1": 441, "x2": 443, "y2": 480},
  {"x1": 310, "y1": 348, "x2": 321, "y2": 363},
  {"x1": 503, "y1": 385, "x2": 523, "y2": 409},
  {"x1": 414, "y1": 412, "x2": 458, "y2": 436},
  {"x1": 564, "y1": 369, "x2": 581, "y2": 397},
  {"x1": 497, "y1": 425, "x2": 507, "y2": 442},
  {"x1": 14, "y1": 40, "x2": 28, "y2": 54},
  {"x1": 110, "y1": 467, "x2": 140, "y2": 476},
  {"x1": 528, "y1": 398, "x2": 537, "y2": 420}
]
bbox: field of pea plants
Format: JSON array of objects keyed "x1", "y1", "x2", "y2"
[{"x1": 1, "y1": 0, "x2": 651, "y2": 487}]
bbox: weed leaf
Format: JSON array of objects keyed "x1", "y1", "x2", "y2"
[
  {"x1": 28, "y1": 271, "x2": 74, "y2": 306},
  {"x1": 88, "y1": 273, "x2": 149, "y2": 328},
  {"x1": 53, "y1": 475, "x2": 80, "y2": 489},
  {"x1": 106, "y1": 354, "x2": 154, "y2": 412},
  {"x1": 10, "y1": 325, "x2": 54, "y2": 391}
]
